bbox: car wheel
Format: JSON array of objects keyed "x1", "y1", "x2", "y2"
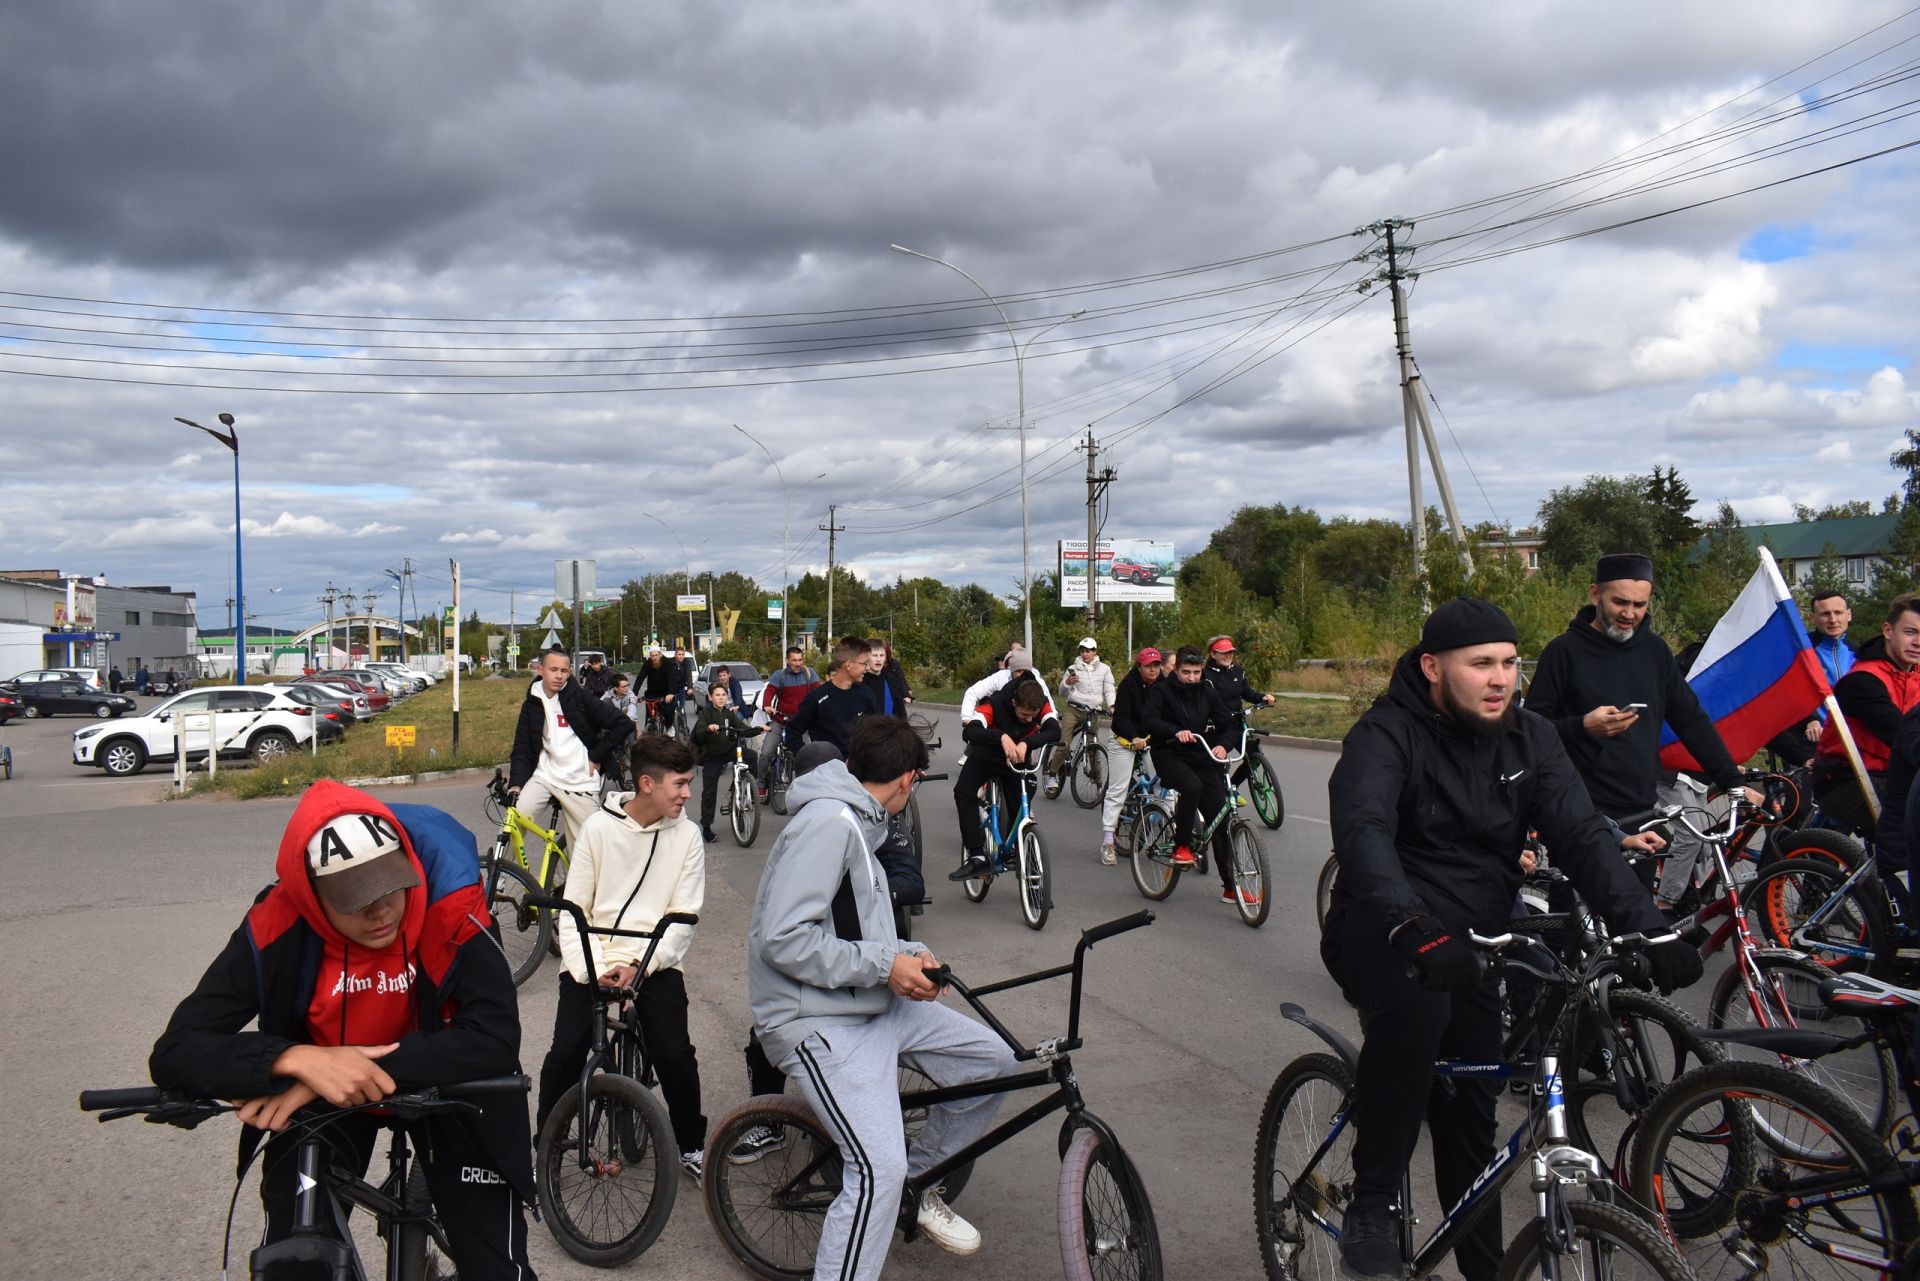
[
  {"x1": 251, "y1": 730, "x2": 296, "y2": 762},
  {"x1": 93, "y1": 704, "x2": 114, "y2": 719},
  {"x1": 100, "y1": 738, "x2": 147, "y2": 777},
  {"x1": 23, "y1": 705, "x2": 41, "y2": 719}
]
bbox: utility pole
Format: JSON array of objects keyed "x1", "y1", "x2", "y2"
[
  {"x1": 400, "y1": 558, "x2": 414, "y2": 662},
  {"x1": 569, "y1": 561, "x2": 583, "y2": 657},
  {"x1": 508, "y1": 590, "x2": 516, "y2": 670},
  {"x1": 1081, "y1": 430, "x2": 1116, "y2": 633},
  {"x1": 450, "y1": 559, "x2": 462, "y2": 753},
  {"x1": 820, "y1": 504, "x2": 845, "y2": 641},
  {"x1": 321, "y1": 584, "x2": 339, "y2": 668},
  {"x1": 1359, "y1": 218, "x2": 1474, "y2": 607}
]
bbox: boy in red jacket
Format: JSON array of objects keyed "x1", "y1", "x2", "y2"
[{"x1": 150, "y1": 780, "x2": 536, "y2": 1279}]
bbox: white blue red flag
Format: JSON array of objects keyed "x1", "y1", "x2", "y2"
[{"x1": 1659, "y1": 547, "x2": 1832, "y2": 771}]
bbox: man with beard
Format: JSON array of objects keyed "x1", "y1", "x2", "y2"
[
  {"x1": 1323, "y1": 598, "x2": 1699, "y2": 1281},
  {"x1": 1523, "y1": 552, "x2": 1757, "y2": 889}
]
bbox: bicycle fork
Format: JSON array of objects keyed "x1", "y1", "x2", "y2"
[{"x1": 1530, "y1": 1055, "x2": 1605, "y2": 1279}]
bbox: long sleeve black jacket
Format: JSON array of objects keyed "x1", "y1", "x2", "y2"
[
  {"x1": 1110, "y1": 669, "x2": 1157, "y2": 741},
  {"x1": 1143, "y1": 674, "x2": 1232, "y2": 759},
  {"x1": 508, "y1": 678, "x2": 636, "y2": 790},
  {"x1": 1331, "y1": 650, "x2": 1667, "y2": 939},
  {"x1": 960, "y1": 680, "x2": 1061, "y2": 759}
]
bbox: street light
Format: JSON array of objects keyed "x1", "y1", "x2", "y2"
[
  {"x1": 266, "y1": 587, "x2": 283, "y2": 673},
  {"x1": 175, "y1": 413, "x2": 245, "y2": 684},
  {"x1": 734, "y1": 425, "x2": 825, "y2": 657},
  {"x1": 640, "y1": 513, "x2": 711, "y2": 649},
  {"x1": 889, "y1": 245, "x2": 1082, "y2": 653}
]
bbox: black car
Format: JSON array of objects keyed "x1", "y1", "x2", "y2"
[{"x1": 3, "y1": 679, "x2": 137, "y2": 719}]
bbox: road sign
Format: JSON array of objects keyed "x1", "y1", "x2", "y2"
[
  {"x1": 541, "y1": 628, "x2": 561, "y2": 650},
  {"x1": 539, "y1": 607, "x2": 562, "y2": 629},
  {"x1": 385, "y1": 725, "x2": 416, "y2": 748},
  {"x1": 582, "y1": 599, "x2": 614, "y2": 612},
  {"x1": 676, "y1": 593, "x2": 706, "y2": 612},
  {"x1": 767, "y1": 598, "x2": 784, "y2": 620}
]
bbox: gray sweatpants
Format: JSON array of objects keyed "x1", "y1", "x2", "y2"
[{"x1": 779, "y1": 998, "x2": 1019, "y2": 1281}]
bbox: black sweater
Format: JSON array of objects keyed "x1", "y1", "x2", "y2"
[
  {"x1": 787, "y1": 679, "x2": 878, "y2": 754},
  {"x1": 1143, "y1": 675, "x2": 1233, "y2": 759},
  {"x1": 1111, "y1": 669, "x2": 1158, "y2": 741},
  {"x1": 1523, "y1": 605, "x2": 1741, "y2": 818}
]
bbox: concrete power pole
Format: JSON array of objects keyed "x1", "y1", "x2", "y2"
[
  {"x1": 820, "y1": 504, "x2": 845, "y2": 641},
  {"x1": 1361, "y1": 218, "x2": 1473, "y2": 607},
  {"x1": 1081, "y1": 430, "x2": 1115, "y2": 633},
  {"x1": 450, "y1": 559, "x2": 462, "y2": 753},
  {"x1": 321, "y1": 584, "x2": 339, "y2": 667}
]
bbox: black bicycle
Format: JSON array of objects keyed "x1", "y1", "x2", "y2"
[
  {"x1": 524, "y1": 889, "x2": 700, "y2": 1266},
  {"x1": 704, "y1": 911, "x2": 1164, "y2": 1280},
  {"x1": 79, "y1": 1075, "x2": 529, "y2": 1280},
  {"x1": 1043, "y1": 708, "x2": 1110, "y2": 808}
]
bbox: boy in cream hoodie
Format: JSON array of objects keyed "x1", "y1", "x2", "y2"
[{"x1": 537, "y1": 732, "x2": 709, "y2": 1183}]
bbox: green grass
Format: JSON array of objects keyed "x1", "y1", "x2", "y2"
[
  {"x1": 1251, "y1": 700, "x2": 1358, "y2": 743},
  {"x1": 186, "y1": 676, "x2": 527, "y2": 798}
]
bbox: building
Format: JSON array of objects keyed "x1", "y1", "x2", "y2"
[
  {"x1": 1481, "y1": 528, "x2": 1546, "y2": 577},
  {"x1": 0, "y1": 570, "x2": 199, "y2": 678},
  {"x1": 97, "y1": 583, "x2": 199, "y2": 677},
  {"x1": 1692, "y1": 513, "x2": 1900, "y2": 591}
]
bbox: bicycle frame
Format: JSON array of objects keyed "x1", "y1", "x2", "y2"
[
  {"x1": 1141, "y1": 726, "x2": 1249, "y2": 861},
  {"x1": 1783, "y1": 852, "x2": 1892, "y2": 964},
  {"x1": 981, "y1": 762, "x2": 1040, "y2": 870},
  {"x1": 499, "y1": 805, "x2": 569, "y2": 890}
]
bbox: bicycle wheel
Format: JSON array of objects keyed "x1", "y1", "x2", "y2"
[
  {"x1": 898, "y1": 1063, "x2": 973, "y2": 1205},
  {"x1": 1707, "y1": 949, "x2": 1897, "y2": 1139},
  {"x1": 395, "y1": 1162, "x2": 455, "y2": 1280},
  {"x1": 1760, "y1": 824, "x2": 1862, "y2": 874},
  {"x1": 1561, "y1": 988, "x2": 1725, "y2": 1176},
  {"x1": 902, "y1": 791, "x2": 924, "y2": 872},
  {"x1": 704, "y1": 1095, "x2": 841, "y2": 1281},
  {"x1": 963, "y1": 786, "x2": 998, "y2": 903},
  {"x1": 1071, "y1": 743, "x2": 1109, "y2": 809},
  {"x1": 1742, "y1": 856, "x2": 1885, "y2": 971},
  {"x1": 1313, "y1": 854, "x2": 1338, "y2": 930},
  {"x1": 1228, "y1": 822, "x2": 1271, "y2": 927},
  {"x1": 537, "y1": 1073, "x2": 678, "y2": 1266},
  {"x1": 483, "y1": 860, "x2": 550, "y2": 987},
  {"x1": 1060, "y1": 1126, "x2": 1162, "y2": 1281},
  {"x1": 1625, "y1": 1060, "x2": 1916, "y2": 1279},
  {"x1": 1018, "y1": 826, "x2": 1052, "y2": 930},
  {"x1": 1494, "y1": 1199, "x2": 1691, "y2": 1281},
  {"x1": 1247, "y1": 752, "x2": 1284, "y2": 830},
  {"x1": 769, "y1": 748, "x2": 794, "y2": 816},
  {"x1": 732, "y1": 771, "x2": 760, "y2": 847},
  {"x1": 1128, "y1": 803, "x2": 1178, "y2": 900},
  {"x1": 1253, "y1": 1052, "x2": 1356, "y2": 1281}
]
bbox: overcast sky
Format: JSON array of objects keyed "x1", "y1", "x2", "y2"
[{"x1": 2, "y1": 0, "x2": 1916, "y2": 631}]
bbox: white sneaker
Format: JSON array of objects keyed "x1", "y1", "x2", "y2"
[
  {"x1": 1099, "y1": 841, "x2": 1117, "y2": 866},
  {"x1": 916, "y1": 1186, "x2": 982, "y2": 1256}
]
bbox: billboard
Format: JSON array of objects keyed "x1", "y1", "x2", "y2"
[
  {"x1": 1059, "y1": 539, "x2": 1177, "y2": 604},
  {"x1": 676, "y1": 593, "x2": 707, "y2": 613}
]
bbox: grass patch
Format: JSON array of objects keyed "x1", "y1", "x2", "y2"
[
  {"x1": 1251, "y1": 700, "x2": 1359, "y2": 743},
  {"x1": 186, "y1": 676, "x2": 528, "y2": 799}
]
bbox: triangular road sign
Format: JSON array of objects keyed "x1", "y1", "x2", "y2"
[
  {"x1": 541, "y1": 628, "x2": 561, "y2": 650},
  {"x1": 539, "y1": 608, "x2": 563, "y2": 629}
]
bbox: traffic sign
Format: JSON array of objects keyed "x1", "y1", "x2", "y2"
[
  {"x1": 582, "y1": 599, "x2": 614, "y2": 612},
  {"x1": 385, "y1": 725, "x2": 416, "y2": 748},
  {"x1": 541, "y1": 628, "x2": 561, "y2": 650},
  {"x1": 539, "y1": 607, "x2": 563, "y2": 629},
  {"x1": 767, "y1": 598, "x2": 784, "y2": 620}
]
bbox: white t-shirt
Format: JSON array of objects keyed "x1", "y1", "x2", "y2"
[{"x1": 537, "y1": 686, "x2": 595, "y2": 788}]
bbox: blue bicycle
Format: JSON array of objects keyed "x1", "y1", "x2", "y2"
[{"x1": 961, "y1": 761, "x2": 1051, "y2": 930}]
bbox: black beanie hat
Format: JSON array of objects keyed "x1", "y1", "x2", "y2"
[
  {"x1": 1418, "y1": 598, "x2": 1518, "y2": 654},
  {"x1": 1594, "y1": 552, "x2": 1655, "y2": 585}
]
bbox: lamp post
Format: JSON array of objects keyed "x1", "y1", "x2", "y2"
[
  {"x1": 176, "y1": 413, "x2": 244, "y2": 684},
  {"x1": 733, "y1": 424, "x2": 803, "y2": 655},
  {"x1": 888, "y1": 245, "x2": 1081, "y2": 653},
  {"x1": 266, "y1": 587, "x2": 283, "y2": 673},
  {"x1": 640, "y1": 513, "x2": 708, "y2": 650}
]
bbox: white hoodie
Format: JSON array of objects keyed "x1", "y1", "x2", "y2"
[{"x1": 556, "y1": 797, "x2": 705, "y2": 982}]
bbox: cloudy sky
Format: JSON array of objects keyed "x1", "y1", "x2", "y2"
[{"x1": 2, "y1": 0, "x2": 1917, "y2": 631}]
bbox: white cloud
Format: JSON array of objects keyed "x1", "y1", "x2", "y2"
[
  {"x1": 1630, "y1": 262, "x2": 1777, "y2": 383},
  {"x1": 242, "y1": 512, "x2": 346, "y2": 538},
  {"x1": 1815, "y1": 440, "x2": 1853, "y2": 463},
  {"x1": 439, "y1": 528, "x2": 505, "y2": 544}
]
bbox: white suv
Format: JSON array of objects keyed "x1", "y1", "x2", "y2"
[{"x1": 72, "y1": 685, "x2": 317, "y2": 777}]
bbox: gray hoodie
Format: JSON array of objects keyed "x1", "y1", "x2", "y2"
[{"x1": 748, "y1": 759, "x2": 928, "y2": 1064}]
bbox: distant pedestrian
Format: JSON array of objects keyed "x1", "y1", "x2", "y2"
[
  {"x1": 135, "y1": 665, "x2": 151, "y2": 695},
  {"x1": 165, "y1": 668, "x2": 179, "y2": 693},
  {"x1": 108, "y1": 666, "x2": 124, "y2": 694}
]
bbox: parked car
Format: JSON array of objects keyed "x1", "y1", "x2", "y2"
[
  {"x1": 71, "y1": 685, "x2": 317, "y2": 776},
  {"x1": 308, "y1": 670, "x2": 391, "y2": 713},
  {"x1": 8, "y1": 667, "x2": 106, "y2": 691},
  {"x1": 1107, "y1": 559, "x2": 1162, "y2": 584},
  {"x1": 365, "y1": 662, "x2": 429, "y2": 695},
  {"x1": 294, "y1": 676, "x2": 375, "y2": 720},
  {"x1": 0, "y1": 689, "x2": 20, "y2": 725},
  {"x1": 264, "y1": 684, "x2": 352, "y2": 742},
  {"x1": 145, "y1": 670, "x2": 194, "y2": 697},
  {"x1": 691, "y1": 662, "x2": 766, "y2": 716},
  {"x1": 2, "y1": 678, "x2": 137, "y2": 719}
]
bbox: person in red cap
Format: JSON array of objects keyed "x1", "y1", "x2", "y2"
[
  {"x1": 1100, "y1": 646, "x2": 1166, "y2": 864},
  {"x1": 149, "y1": 780, "x2": 536, "y2": 1278},
  {"x1": 1201, "y1": 635, "x2": 1276, "y2": 790}
]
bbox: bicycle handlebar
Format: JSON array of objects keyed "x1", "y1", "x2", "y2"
[
  {"x1": 80, "y1": 1075, "x2": 530, "y2": 1124},
  {"x1": 1082, "y1": 909, "x2": 1154, "y2": 947},
  {"x1": 518, "y1": 889, "x2": 699, "y2": 983},
  {"x1": 79, "y1": 1086, "x2": 165, "y2": 1111}
]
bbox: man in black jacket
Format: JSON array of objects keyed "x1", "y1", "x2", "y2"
[
  {"x1": 508, "y1": 647, "x2": 635, "y2": 850},
  {"x1": 948, "y1": 674, "x2": 1060, "y2": 882},
  {"x1": 1144, "y1": 644, "x2": 1240, "y2": 898},
  {"x1": 1324, "y1": 599, "x2": 1699, "y2": 1281}
]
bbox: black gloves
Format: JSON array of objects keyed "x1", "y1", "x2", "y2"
[
  {"x1": 1391, "y1": 916, "x2": 1482, "y2": 994},
  {"x1": 1642, "y1": 937, "x2": 1704, "y2": 995}
]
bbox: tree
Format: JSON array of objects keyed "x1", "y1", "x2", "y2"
[
  {"x1": 1536, "y1": 475, "x2": 1664, "y2": 578},
  {"x1": 1797, "y1": 543, "x2": 1850, "y2": 607},
  {"x1": 1891, "y1": 428, "x2": 1920, "y2": 507},
  {"x1": 1203, "y1": 503, "x2": 1325, "y2": 602},
  {"x1": 1663, "y1": 502, "x2": 1757, "y2": 644},
  {"x1": 1793, "y1": 500, "x2": 1874, "y2": 522},
  {"x1": 1644, "y1": 466, "x2": 1700, "y2": 554}
]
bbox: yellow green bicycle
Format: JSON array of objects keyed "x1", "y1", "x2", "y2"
[{"x1": 483, "y1": 768, "x2": 571, "y2": 987}]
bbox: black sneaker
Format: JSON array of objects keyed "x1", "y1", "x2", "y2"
[
  {"x1": 702, "y1": 828, "x2": 719, "y2": 844},
  {"x1": 948, "y1": 854, "x2": 991, "y2": 882},
  {"x1": 1339, "y1": 1205, "x2": 1403, "y2": 1280}
]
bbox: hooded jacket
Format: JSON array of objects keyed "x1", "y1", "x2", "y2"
[
  {"x1": 508, "y1": 676, "x2": 635, "y2": 791},
  {"x1": 1143, "y1": 672, "x2": 1234, "y2": 759},
  {"x1": 148, "y1": 780, "x2": 532, "y2": 1199},
  {"x1": 1329, "y1": 650, "x2": 1666, "y2": 939},
  {"x1": 1522, "y1": 604, "x2": 1742, "y2": 817},
  {"x1": 748, "y1": 760, "x2": 928, "y2": 1065},
  {"x1": 692, "y1": 700, "x2": 760, "y2": 763},
  {"x1": 1203, "y1": 659, "x2": 1263, "y2": 716},
  {"x1": 960, "y1": 679, "x2": 1061, "y2": 760},
  {"x1": 1110, "y1": 667, "x2": 1160, "y2": 743},
  {"x1": 557, "y1": 796, "x2": 705, "y2": 983},
  {"x1": 1814, "y1": 634, "x2": 1920, "y2": 775},
  {"x1": 762, "y1": 664, "x2": 821, "y2": 720}
]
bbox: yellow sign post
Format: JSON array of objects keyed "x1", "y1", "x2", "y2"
[{"x1": 385, "y1": 725, "x2": 417, "y2": 749}]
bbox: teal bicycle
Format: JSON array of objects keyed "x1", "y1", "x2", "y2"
[{"x1": 961, "y1": 761, "x2": 1052, "y2": 931}]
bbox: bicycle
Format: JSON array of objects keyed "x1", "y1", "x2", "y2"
[
  {"x1": 80, "y1": 1075, "x2": 529, "y2": 1280},
  {"x1": 642, "y1": 697, "x2": 672, "y2": 737},
  {"x1": 480, "y1": 768, "x2": 570, "y2": 987},
  {"x1": 1042, "y1": 707, "x2": 1110, "y2": 809},
  {"x1": 1740, "y1": 834, "x2": 1920, "y2": 977},
  {"x1": 1128, "y1": 725, "x2": 1270, "y2": 927},
  {"x1": 1239, "y1": 725, "x2": 1284, "y2": 830},
  {"x1": 1255, "y1": 929, "x2": 1697, "y2": 1281},
  {"x1": 1625, "y1": 970, "x2": 1920, "y2": 1281},
  {"x1": 704, "y1": 910, "x2": 1164, "y2": 1281},
  {"x1": 961, "y1": 759, "x2": 1053, "y2": 931},
  {"x1": 721, "y1": 724, "x2": 763, "y2": 847},
  {"x1": 765, "y1": 731, "x2": 799, "y2": 816},
  {"x1": 523, "y1": 889, "x2": 699, "y2": 1266}
]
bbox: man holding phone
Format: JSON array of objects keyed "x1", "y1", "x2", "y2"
[{"x1": 1524, "y1": 553, "x2": 1759, "y2": 892}]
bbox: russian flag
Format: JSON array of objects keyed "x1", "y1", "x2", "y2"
[{"x1": 1659, "y1": 547, "x2": 1832, "y2": 771}]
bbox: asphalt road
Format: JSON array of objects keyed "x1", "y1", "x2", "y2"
[{"x1": 2, "y1": 703, "x2": 1684, "y2": 1279}]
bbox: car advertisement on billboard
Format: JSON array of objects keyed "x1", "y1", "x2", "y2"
[{"x1": 1059, "y1": 539, "x2": 1177, "y2": 604}]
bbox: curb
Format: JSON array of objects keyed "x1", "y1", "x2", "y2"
[
  {"x1": 1264, "y1": 734, "x2": 1342, "y2": 754},
  {"x1": 342, "y1": 764, "x2": 504, "y2": 788}
]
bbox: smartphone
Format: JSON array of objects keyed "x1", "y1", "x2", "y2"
[{"x1": 1624, "y1": 703, "x2": 1648, "y2": 712}]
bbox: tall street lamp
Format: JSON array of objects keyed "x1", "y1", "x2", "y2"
[
  {"x1": 889, "y1": 244, "x2": 1081, "y2": 653},
  {"x1": 734, "y1": 425, "x2": 826, "y2": 657},
  {"x1": 640, "y1": 513, "x2": 710, "y2": 649},
  {"x1": 176, "y1": 413, "x2": 245, "y2": 685}
]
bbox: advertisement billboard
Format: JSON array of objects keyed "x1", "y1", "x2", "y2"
[{"x1": 1059, "y1": 539, "x2": 1177, "y2": 604}]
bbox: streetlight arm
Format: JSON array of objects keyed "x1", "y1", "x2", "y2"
[{"x1": 889, "y1": 245, "x2": 1018, "y2": 350}]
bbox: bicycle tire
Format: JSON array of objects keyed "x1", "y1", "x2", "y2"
[
  {"x1": 1228, "y1": 822, "x2": 1271, "y2": 927},
  {"x1": 1560, "y1": 987, "x2": 1725, "y2": 1176},
  {"x1": 769, "y1": 748, "x2": 795, "y2": 816},
  {"x1": 1759, "y1": 824, "x2": 1862, "y2": 874},
  {"x1": 537, "y1": 1072, "x2": 678, "y2": 1267},
  {"x1": 1494, "y1": 1199, "x2": 1691, "y2": 1281},
  {"x1": 484, "y1": 859, "x2": 550, "y2": 987},
  {"x1": 394, "y1": 1163, "x2": 454, "y2": 1280},
  {"x1": 1247, "y1": 752, "x2": 1283, "y2": 830},
  {"x1": 1706, "y1": 949, "x2": 1897, "y2": 1140},
  {"x1": 1071, "y1": 743, "x2": 1109, "y2": 809},
  {"x1": 903, "y1": 791, "x2": 924, "y2": 871},
  {"x1": 1059, "y1": 1126, "x2": 1163, "y2": 1281},
  {"x1": 704, "y1": 1095, "x2": 841, "y2": 1281},
  {"x1": 732, "y1": 771, "x2": 760, "y2": 847},
  {"x1": 1128, "y1": 804, "x2": 1178, "y2": 900},
  {"x1": 1314, "y1": 854, "x2": 1338, "y2": 931},
  {"x1": 898, "y1": 1064, "x2": 974, "y2": 1205},
  {"x1": 963, "y1": 786, "x2": 998, "y2": 903},
  {"x1": 1741, "y1": 856, "x2": 1885, "y2": 971},
  {"x1": 1625, "y1": 1060, "x2": 1916, "y2": 1278},
  {"x1": 1253, "y1": 1052, "x2": 1357, "y2": 1281},
  {"x1": 1018, "y1": 826, "x2": 1052, "y2": 931}
]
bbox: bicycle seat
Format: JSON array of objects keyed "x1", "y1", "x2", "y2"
[{"x1": 1821, "y1": 972, "x2": 1920, "y2": 1011}]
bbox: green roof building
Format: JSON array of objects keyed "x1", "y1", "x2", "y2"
[{"x1": 1691, "y1": 513, "x2": 1899, "y2": 592}]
